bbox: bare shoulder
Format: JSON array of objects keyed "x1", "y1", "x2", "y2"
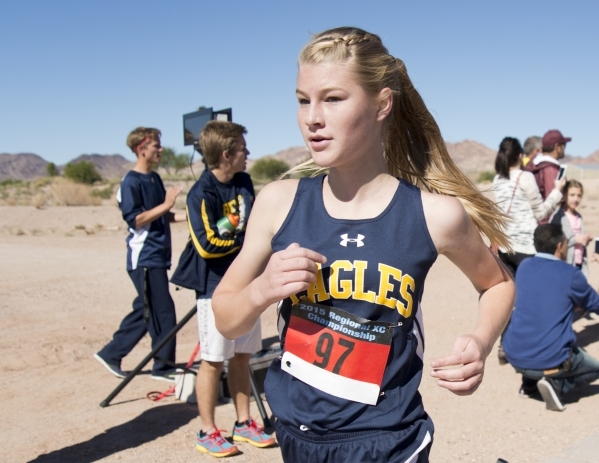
[
  {"x1": 420, "y1": 190, "x2": 470, "y2": 253},
  {"x1": 255, "y1": 178, "x2": 299, "y2": 212},
  {"x1": 253, "y1": 179, "x2": 300, "y2": 235}
]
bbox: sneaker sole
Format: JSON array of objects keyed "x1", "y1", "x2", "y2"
[
  {"x1": 93, "y1": 353, "x2": 126, "y2": 379},
  {"x1": 196, "y1": 443, "x2": 239, "y2": 457},
  {"x1": 518, "y1": 391, "x2": 540, "y2": 399},
  {"x1": 518, "y1": 388, "x2": 540, "y2": 399},
  {"x1": 537, "y1": 379, "x2": 565, "y2": 411},
  {"x1": 150, "y1": 375, "x2": 176, "y2": 383},
  {"x1": 232, "y1": 434, "x2": 276, "y2": 448}
]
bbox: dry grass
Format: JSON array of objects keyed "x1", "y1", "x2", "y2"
[
  {"x1": 50, "y1": 179, "x2": 101, "y2": 206},
  {"x1": 31, "y1": 193, "x2": 46, "y2": 209}
]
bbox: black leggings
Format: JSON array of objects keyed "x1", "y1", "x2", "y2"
[{"x1": 498, "y1": 251, "x2": 533, "y2": 277}]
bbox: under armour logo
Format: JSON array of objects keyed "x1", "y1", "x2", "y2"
[{"x1": 340, "y1": 234, "x2": 365, "y2": 247}]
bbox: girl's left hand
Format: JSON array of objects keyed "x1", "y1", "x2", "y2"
[
  {"x1": 576, "y1": 234, "x2": 592, "y2": 245},
  {"x1": 430, "y1": 334, "x2": 487, "y2": 396}
]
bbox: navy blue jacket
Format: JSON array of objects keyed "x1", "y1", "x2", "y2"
[
  {"x1": 171, "y1": 169, "x2": 254, "y2": 295},
  {"x1": 118, "y1": 170, "x2": 171, "y2": 271},
  {"x1": 503, "y1": 254, "x2": 599, "y2": 369}
]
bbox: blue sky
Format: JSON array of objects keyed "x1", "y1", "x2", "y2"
[{"x1": 1, "y1": 1, "x2": 597, "y2": 164}]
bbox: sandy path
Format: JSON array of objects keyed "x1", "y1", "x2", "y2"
[{"x1": 1, "y1": 204, "x2": 598, "y2": 462}]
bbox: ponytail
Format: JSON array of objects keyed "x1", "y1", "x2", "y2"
[
  {"x1": 494, "y1": 137, "x2": 522, "y2": 179},
  {"x1": 293, "y1": 27, "x2": 511, "y2": 250},
  {"x1": 382, "y1": 59, "x2": 509, "y2": 249}
]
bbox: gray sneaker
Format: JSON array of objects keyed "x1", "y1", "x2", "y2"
[
  {"x1": 537, "y1": 378, "x2": 565, "y2": 411},
  {"x1": 94, "y1": 353, "x2": 126, "y2": 379}
]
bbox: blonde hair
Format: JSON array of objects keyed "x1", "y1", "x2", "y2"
[
  {"x1": 293, "y1": 27, "x2": 510, "y2": 249},
  {"x1": 126, "y1": 127, "x2": 161, "y2": 155},
  {"x1": 199, "y1": 120, "x2": 247, "y2": 170}
]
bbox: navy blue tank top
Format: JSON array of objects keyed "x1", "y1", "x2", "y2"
[{"x1": 264, "y1": 175, "x2": 437, "y2": 435}]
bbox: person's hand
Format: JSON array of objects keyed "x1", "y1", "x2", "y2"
[
  {"x1": 575, "y1": 233, "x2": 592, "y2": 245},
  {"x1": 164, "y1": 186, "x2": 182, "y2": 209},
  {"x1": 253, "y1": 243, "x2": 326, "y2": 307},
  {"x1": 430, "y1": 334, "x2": 487, "y2": 396},
  {"x1": 554, "y1": 175, "x2": 566, "y2": 192}
]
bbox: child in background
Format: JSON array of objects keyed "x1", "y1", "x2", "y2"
[{"x1": 550, "y1": 180, "x2": 592, "y2": 276}]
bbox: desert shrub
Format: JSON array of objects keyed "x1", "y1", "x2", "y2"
[
  {"x1": 31, "y1": 193, "x2": 46, "y2": 209},
  {"x1": 64, "y1": 161, "x2": 102, "y2": 184},
  {"x1": 0, "y1": 179, "x2": 25, "y2": 187},
  {"x1": 160, "y1": 147, "x2": 191, "y2": 174},
  {"x1": 251, "y1": 158, "x2": 290, "y2": 182},
  {"x1": 477, "y1": 171, "x2": 496, "y2": 183},
  {"x1": 46, "y1": 162, "x2": 59, "y2": 177},
  {"x1": 173, "y1": 153, "x2": 191, "y2": 174},
  {"x1": 51, "y1": 179, "x2": 101, "y2": 206},
  {"x1": 160, "y1": 147, "x2": 176, "y2": 174},
  {"x1": 33, "y1": 177, "x2": 53, "y2": 188},
  {"x1": 91, "y1": 184, "x2": 116, "y2": 199}
]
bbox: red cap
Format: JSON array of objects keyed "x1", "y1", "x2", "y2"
[{"x1": 542, "y1": 129, "x2": 571, "y2": 148}]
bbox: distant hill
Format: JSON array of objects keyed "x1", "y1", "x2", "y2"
[
  {"x1": 446, "y1": 140, "x2": 496, "y2": 172},
  {"x1": 254, "y1": 142, "x2": 496, "y2": 173},
  {"x1": 564, "y1": 150, "x2": 599, "y2": 165},
  {"x1": 64, "y1": 154, "x2": 133, "y2": 179},
  {"x1": 0, "y1": 153, "x2": 48, "y2": 181},
  {"x1": 2, "y1": 143, "x2": 599, "y2": 182},
  {"x1": 0, "y1": 152, "x2": 133, "y2": 182},
  {"x1": 246, "y1": 146, "x2": 309, "y2": 172}
]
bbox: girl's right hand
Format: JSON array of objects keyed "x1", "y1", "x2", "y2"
[{"x1": 253, "y1": 243, "x2": 327, "y2": 307}]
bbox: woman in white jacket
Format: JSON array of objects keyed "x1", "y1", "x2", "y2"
[
  {"x1": 493, "y1": 137, "x2": 565, "y2": 365},
  {"x1": 493, "y1": 137, "x2": 566, "y2": 276}
]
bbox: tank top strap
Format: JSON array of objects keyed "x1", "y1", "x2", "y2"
[{"x1": 296, "y1": 175, "x2": 324, "y2": 195}]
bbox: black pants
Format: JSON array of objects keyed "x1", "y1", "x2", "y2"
[
  {"x1": 98, "y1": 267, "x2": 176, "y2": 374},
  {"x1": 498, "y1": 251, "x2": 533, "y2": 278},
  {"x1": 497, "y1": 251, "x2": 533, "y2": 352}
]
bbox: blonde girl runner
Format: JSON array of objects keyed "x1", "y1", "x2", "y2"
[{"x1": 212, "y1": 27, "x2": 515, "y2": 462}]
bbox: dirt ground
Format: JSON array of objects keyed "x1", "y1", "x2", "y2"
[{"x1": 1, "y1": 188, "x2": 599, "y2": 463}]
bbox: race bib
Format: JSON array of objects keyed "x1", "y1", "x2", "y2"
[{"x1": 281, "y1": 301, "x2": 395, "y2": 405}]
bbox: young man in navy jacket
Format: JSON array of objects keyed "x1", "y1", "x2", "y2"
[
  {"x1": 95, "y1": 127, "x2": 186, "y2": 382},
  {"x1": 171, "y1": 121, "x2": 274, "y2": 457},
  {"x1": 503, "y1": 223, "x2": 599, "y2": 411}
]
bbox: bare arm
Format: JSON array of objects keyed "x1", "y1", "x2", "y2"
[
  {"x1": 135, "y1": 186, "x2": 182, "y2": 228},
  {"x1": 422, "y1": 192, "x2": 515, "y2": 395},
  {"x1": 212, "y1": 180, "x2": 326, "y2": 339},
  {"x1": 168, "y1": 211, "x2": 187, "y2": 223}
]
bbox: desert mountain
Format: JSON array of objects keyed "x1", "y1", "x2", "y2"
[
  {"x1": 64, "y1": 154, "x2": 133, "y2": 179},
  {"x1": 246, "y1": 146, "x2": 309, "y2": 172},
  {"x1": 3, "y1": 142, "x2": 599, "y2": 182},
  {"x1": 445, "y1": 140, "x2": 496, "y2": 172},
  {"x1": 0, "y1": 153, "x2": 48, "y2": 181},
  {"x1": 253, "y1": 142, "x2": 495, "y2": 173},
  {"x1": 564, "y1": 150, "x2": 599, "y2": 165},
  {"x1": 270, "y1": 146, "x2": 310, "y2": 166}
]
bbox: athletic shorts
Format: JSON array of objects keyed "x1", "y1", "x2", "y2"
[
  {"x1": 196, "y1": 298, "x2": 262, "y2": 362},
  {"x1": 275, "y1": 420, "x2": 432, "y2": 463}
]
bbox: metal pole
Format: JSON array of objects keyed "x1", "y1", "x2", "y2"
[
  {"x1": 249, "y1": 366, "x2": 273, "y2": 430},
  {"x1": 100, "y1": 305, "x2": 197, "y2": 407}
]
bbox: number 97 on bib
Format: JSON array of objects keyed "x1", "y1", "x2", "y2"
[{"x1": 281, "y1": 302, "x2": 394, "y2": 405}]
